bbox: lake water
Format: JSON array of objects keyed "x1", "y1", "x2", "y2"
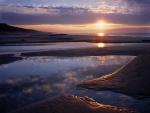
[{"x1": 0, "y1": 55, "x2": 150, "y2": 113}]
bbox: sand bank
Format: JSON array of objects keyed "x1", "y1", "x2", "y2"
[{"x1": 78, "y1": 55, "x2": 150, "y2": 98}]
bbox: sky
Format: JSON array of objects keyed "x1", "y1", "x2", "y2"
[{"x1": 0, "y1": 0, "x2": 150, "y2": 34}]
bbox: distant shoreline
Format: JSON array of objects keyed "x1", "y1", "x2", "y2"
[
  {"x1": 1, "y1": 23, "x2": 150, "y2": 45},
  {"x1": 1, "y1": 41, "x2": 150, "y2": 46},
  {"x1": 0, "y1": 45, "x2": 150, "y2": 65}
]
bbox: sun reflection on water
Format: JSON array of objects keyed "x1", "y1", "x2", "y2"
[
  {"x1": 98, "y1": 32, "x2": 105, "y2": 37},
  {"x1": 97, "y1": 43, "x2": 105, "y2": 48}
]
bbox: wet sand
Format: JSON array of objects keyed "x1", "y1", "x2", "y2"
[
  {"x1": 1, "y1": 24, "x2": 149, "y2": 113},
  {"x1": 1, "y1": 32, "x2": 150, "y2": 44},
  {"x1": 1, "y1": 39, "x2": 150, "y2": 66},
  {"x1": 1, "y1": 44, "x2": 150, "y2": 113},
  {"x1": 21, "y1": 45, "x2": 150, "y2": 57},
  {"x1": 0, "y1": 54, "x2": 22, "y2": 65},
  {"x1": 11, "y1": 95, "x2": 137, "y2": 113},
  {"x1": 78, "y1": 55, "x2": 150, "y2": 99},
  {"x1": 1, "y1": 45, "x2": 150, "y2": 64}
]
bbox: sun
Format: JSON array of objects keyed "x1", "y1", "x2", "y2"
[
  {"x1": 98, "y1": 32, "x2": 105, "y2": 37},
  {"x1": 95, "y1": 21, "x2": 107, "y2": 28},
  {"x1": 97, "y1": 43, "x2": 105, "y2": 48}
]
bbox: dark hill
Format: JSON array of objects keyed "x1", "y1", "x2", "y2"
[{"x1": 0, "y1": 23, "x2": 37, "y2": 32}]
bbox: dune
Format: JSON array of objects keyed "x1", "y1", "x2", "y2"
[
  {"x1": 11, "y1": 95, "x2": 136, "y2": 113},
  {"x1": 78, "y1": 55, "x2": 150, "y2": 98}
]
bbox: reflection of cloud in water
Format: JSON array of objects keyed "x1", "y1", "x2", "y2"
[
  {"x1": 0, "y1": 55, "x2": 138, "y2": 113},
  {"x1": 0, "y1": 56, "x2": 135, "y2": 81},
  {"x1": 1, "y1": 64, "x2": 8, "y2": 68},
  {"x1": 41, "y1": 84, "x2": 53, "y2": 93},
  {"x1": 23, "y1": 56, "x2": 134, "y2": 66},
  {"x1": 53, "y1": 83, "x2": 67, "y2": 94},
  {"x1": 0, "y1": 63, "x2": 126, "y2": 99},
  {"x1": 64, "y1": 72, "x2": 78, "y2": 83},
  {"x1": 23, "y1": 88, "x2": 33, "y2": 94},
  {"x1": 93, "y1": 56, "x2": 134, "y2": 65},
  {"x1": 0, "y1": 64, "x2": 124, "y2": 97}
]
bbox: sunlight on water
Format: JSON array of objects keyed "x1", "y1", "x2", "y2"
[
  {"x1": 0, "y1": 42, "x2": 150, "y2": 54},
  {"x1": 97, "y1": 43, "x2": 105, "y2": 48}
]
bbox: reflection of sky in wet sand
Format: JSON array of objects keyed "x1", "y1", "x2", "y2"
[{"x1": 0, "y1": 55, "x2": 149, "y2": 113}]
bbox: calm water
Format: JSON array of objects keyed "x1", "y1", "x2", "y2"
[
  {"x1": 0, "y1": 56, "x2": 134, "y2": 80},
  {"x1": 0, "y1": 55, "x2": 150, "y2": 113},
  {"x1": 0, "y1": 42, "x2": 150, "y2": 54}
]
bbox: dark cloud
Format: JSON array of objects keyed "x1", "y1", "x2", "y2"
[
  {"x1": 126, "y1": 0, "x2": 150, "y2": 12},
  {"x1": 129, "y1": 0, "x2": 150, "y2": 4}
]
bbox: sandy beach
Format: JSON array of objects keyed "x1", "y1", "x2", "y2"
[
  {"x1": 0, "y1": 24, "x2": 150, "y2": 113},
  {"x1": 0, "y1": 47, "x2": 148, "y2": 113},
  {"x1": 0, "y1": 44, "x2": 150, "y2": 65},
  {"x1": 78, "y1": 55, "x2": 150, "y2": 99},
  {"x1": 21, "y1": 45, "x2": 150, "y2": 57},
  {"x1": 11, "y1": 95, "x2": 137, "y2": 113}
]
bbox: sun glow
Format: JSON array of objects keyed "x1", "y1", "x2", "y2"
[
  {"x1": 96, "y1": 21, "x2": 107, "y2": 27},
  {"x1": 95, "y1": 20, "x2": 109, "y2": 28},
  {"x1": 95, "y1": 20, "x2": 122, "y2": 31},
  {"x1": 97, "y1": 43, "x2": 105, "y2": 48},
  {"x1": 18, "y1": 22, "x2": 126, "y2": 35},
  {"x1": 98, "y1": 32, "x2": 105, "y2": 37}
]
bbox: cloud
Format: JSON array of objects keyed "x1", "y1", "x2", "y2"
[
  {"x1": 125, "y1": 0, "x2": 150, "y2": 12},
  {"x1": 128, "y1": 0, "x2": 150, "y2": 5},
  {"x1": 0, "y1": 2, "x2": 150, "y2": 25}
]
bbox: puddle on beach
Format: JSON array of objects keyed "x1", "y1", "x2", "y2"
[
  {"x1": 0, "y1": 56, "x2": 134, "y2": 80},
  {"x1": 0, "y1": 55, "x2": 149, "y2": 113}
]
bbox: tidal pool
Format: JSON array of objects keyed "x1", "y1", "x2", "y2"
[
  {"x1": 0, "y1": 55, "x2": 149, "y2": 113},
  {"x1": 0, "y1": 55, "x2": 134, "y2": 80}
]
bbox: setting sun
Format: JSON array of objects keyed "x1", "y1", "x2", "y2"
[
  {"x1": 97, "y1": 43, "x2": 105, "y2": 48},
  {"x1": 98, "y1": 32, "x2": 105, "y2": 37},
  {"x1": 96, "y1": 21, "x2": 107, "y2": 28}
]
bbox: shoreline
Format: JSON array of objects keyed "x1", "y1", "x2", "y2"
[
  {"x1": 1, "y1": 41, "x2": 150, "y2": 46},
  {"x1": 21, "y1": 47, "x2": 150, "y2": 57},
  {"x1": 1, "y1": 45, "x2": 150, "y2": 113},
  {"x1": 0, "y1": 54, "x2": 22, "y2": 65},
  {"x1": 11, "y1": 95, "x2": 137, "y2": 113},
  {"x1": 77, "y1": 55, "x2": 150, "y2": 99},
  {"x1": 0, "y1": 46, "x2": 150, "y2": 65}
]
